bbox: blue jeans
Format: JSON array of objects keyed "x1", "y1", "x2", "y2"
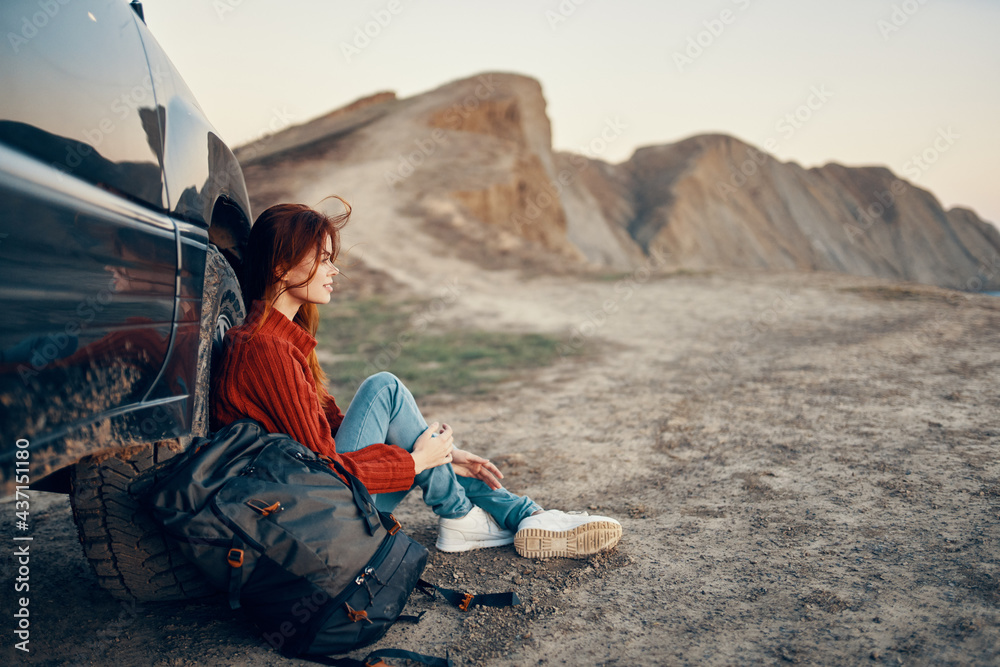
[{"x1": 333, "y1": 372, "x2": 541, "y2": 532}]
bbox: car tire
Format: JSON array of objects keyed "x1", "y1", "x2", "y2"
[
  {"x1": 191, "y1": 245, "x2": 246, "y2": 441},
  {"x1": 69, "y1": 244, "x2": 245, "y2": 602},
  {"x1": 69, "y1": 441, "x2": 217, "y2": 601}
]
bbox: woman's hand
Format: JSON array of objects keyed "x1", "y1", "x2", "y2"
[
  {"x1": 451, "y1": 448, "x2": 505, "y2": 490},
  {"x1": 410, "y1": 422, "x2": 454, "y2": 474}
]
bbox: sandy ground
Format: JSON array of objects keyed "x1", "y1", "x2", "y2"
[{"x1": 3, "y1": 267, "x2": 1000, "y2": 666}]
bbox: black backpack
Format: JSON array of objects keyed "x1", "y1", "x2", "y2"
[{"x1": 144, "y1": 419, "x2": 516, "y2": 666}]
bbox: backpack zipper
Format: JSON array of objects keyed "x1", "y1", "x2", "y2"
[
  {"x1": 236, "y1": 446, "x2": 324, "y2": 482},
  {"x1": 215, "y1": 449, "x2": 394, "y2": 576},
  {"x1": 223, "y1": 443, "x2": 396, "y2": 606},
  {"x1": 209, "y1": 501, "x2": 267, "y2": 554},
  {"x1": 291, "y1": 448, "x2": 340, "y2": 476},
  {"x1": 330, "y1": 531, "x2": 397, "y2": 609}
]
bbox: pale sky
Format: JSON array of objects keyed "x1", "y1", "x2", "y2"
[{"x1": 140, "y1": 0, "x2": 1000, "y2": 225}]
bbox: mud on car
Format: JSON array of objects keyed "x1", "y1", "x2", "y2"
[{"x1": 0, "y1": 0, "x2": 250, "y2": 601}]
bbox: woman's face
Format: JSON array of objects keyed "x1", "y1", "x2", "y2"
[{"x1": 280, "y1": 235, "x2": 339, "y2": 307}]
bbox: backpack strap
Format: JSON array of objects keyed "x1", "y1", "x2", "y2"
[
  {"x1": 378, "y1": 512, "x2": 403, "y2": 535},
  {"x1": 226, "y1": 534, "x2": 246, "y2": 609},
  {"x1": 326, "y1": 458, "x2": 381, "y2": 536},
  {"x1": 415, "y1": 579, "x2": 521, "y2": 611},
  {"x1": 301, "y1": 648, "x2": 453, "y2": 667}
]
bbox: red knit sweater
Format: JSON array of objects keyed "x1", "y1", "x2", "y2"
[{"x1": 210, "y1": 300, "x2": 415, "y2": 493}]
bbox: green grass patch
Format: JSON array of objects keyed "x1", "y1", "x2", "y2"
[{"x1": 317, "y1": 296, "x2": 579, "y2": 401}]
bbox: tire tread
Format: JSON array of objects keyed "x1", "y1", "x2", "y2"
[
  {"x1": 71, "y1": 441, "x2": 218, "y2": 602},
  {"x1": 68, "y1": 244, "x2": 243, "y2": 602}
]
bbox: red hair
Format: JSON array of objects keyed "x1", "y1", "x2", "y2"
[{"x1": 243, "y1": 198, "x2": 351, "y2": 407}]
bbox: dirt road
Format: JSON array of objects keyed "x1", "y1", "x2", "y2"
[{"x1": 4, "y1": 268, "x2": 999, "y2": 666}]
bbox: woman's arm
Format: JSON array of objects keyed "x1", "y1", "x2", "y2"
[
  {"x1": 411, "y1": 422, "x2": 455, "y2": 474},
  {"x1": 238, "y1": 336, "x2": 415, "y2": 493},
  {"x1": 451, "y1": 448, "x2": 505, "y2": 490}
]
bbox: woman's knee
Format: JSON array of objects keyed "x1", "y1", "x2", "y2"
[{"x1": 360, "y1": 371, "x2": 400, "y2": 392}]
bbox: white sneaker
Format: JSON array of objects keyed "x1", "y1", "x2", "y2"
[
  {"x1": 514, "y1": 510, "x2": 622, "y2": 559},
  {"x1": 436, "y1": 505, "x2": 515, "y2": 552}
]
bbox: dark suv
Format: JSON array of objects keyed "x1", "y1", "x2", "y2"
[{"x1": 0, "y1": 0, "x2": 250, "y2": 601}]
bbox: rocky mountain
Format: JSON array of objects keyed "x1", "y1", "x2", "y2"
[
  {"x1": 580, "y1": 134, "x2": 1000, "y2": 290},
  {"x1": 237, "y1": 72, "x2": 1000, "y2": 291}
]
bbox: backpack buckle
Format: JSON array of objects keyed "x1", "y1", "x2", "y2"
[
  {"x1": 458, "y1": 593, "x2": 474, "y2": 611},
  {"x1": 227, "y1": 548, "x2": 244, "y2": 568},
  {"x1": 387, "y1": 514, "x2": 402, "y2": 535}
]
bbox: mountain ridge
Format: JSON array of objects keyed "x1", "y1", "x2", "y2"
[{"x1": 237, "y1": 72, "x2": 1000, "y2": 291}]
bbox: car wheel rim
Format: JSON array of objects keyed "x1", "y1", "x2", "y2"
[{"x1": 216, "y1": 314, "x2": 234, "y2": 340}]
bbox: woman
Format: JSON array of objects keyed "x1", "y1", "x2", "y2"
[{"x1": 210, "y1": 199, "x2": 622, "y2": 559}]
